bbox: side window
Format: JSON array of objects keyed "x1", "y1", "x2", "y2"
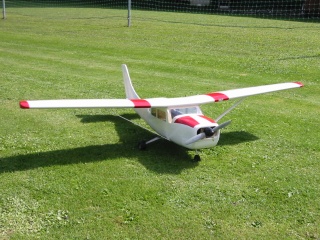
[
  {"x1": 151, "y1": 108, "x2": 157, "y2": 117},
  {"x1": 150, "y1": 108, "x2": 167, "y2": 121},
  {"x1": 157, "y1": 109, "x2": 166, "y2": 121}
]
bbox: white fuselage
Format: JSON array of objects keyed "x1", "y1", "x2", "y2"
[{"x1": 135, "y1": 106, "x2": 220, "y2": 150}]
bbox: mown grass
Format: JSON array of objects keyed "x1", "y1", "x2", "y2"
[{"x1": 1, "y1": 7, "x2": 319, "y2": 239}]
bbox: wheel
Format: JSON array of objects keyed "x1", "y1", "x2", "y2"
[
  {"x1": 193, "y1": 154, "x2": 201, "y2": 162},
  {"x1": 138, "y1": 141, "x2": 147, "y2": 150}
]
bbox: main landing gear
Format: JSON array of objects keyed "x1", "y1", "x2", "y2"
[
  {"x1": 138, "y1": 137, "x2": 202, "y2": 162},
  {"x1": 138, "y1": 136, "x2": 160, "y2": 150}
]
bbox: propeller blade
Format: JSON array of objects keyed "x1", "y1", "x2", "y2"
[
  {"x1": 185, "y1": 132, "x2": 206, "y2": 145},
  {"x1": 212, "y1": 120, "x2": 232, "y2": 133},
  {"x1": 185, "y1": 120, "x2": 232, "y2": 145}
]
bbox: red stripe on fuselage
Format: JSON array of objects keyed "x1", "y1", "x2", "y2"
[
  {"x1": 130, "y1": 99, "x2": 151, "y2": 108},
  {"x1": 206, "y1": 92, "x2": 229, "y2": 102},
  {"x1": 199, "y1": 115, "x2": 216, "y2": 123},
  {"x1": 174, "y1": 116, "x2": 199, "y2": 128}
]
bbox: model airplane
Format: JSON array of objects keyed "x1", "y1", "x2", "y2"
[{"x1": 20, "y1": 64, "x2": 303, "y2": 161}]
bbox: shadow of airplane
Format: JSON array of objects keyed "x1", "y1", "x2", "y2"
[
  {"x1": 0, "y1": 141, "x2": 197, "y2": 175},
  {"x1": 78, "y1": 113, "x2": 259, "y2": 146},
  {"x1": 219, "y1": 131, "x2": 259, "y2": 146},
  {"x1": 0, "y1": 113, "x2": 259, "y2": 174}
]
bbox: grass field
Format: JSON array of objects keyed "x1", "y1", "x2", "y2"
[{"x1": 1, "y1": 7, "x2": 320, "y2": 239}]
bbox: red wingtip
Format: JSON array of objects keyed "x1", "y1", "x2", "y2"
[
  {"x1": 294, "y1": 82, "x2": 304, "y2": 87},
  {"x1": 20, "y1": 101, "x2": 30, "y2": 109}
]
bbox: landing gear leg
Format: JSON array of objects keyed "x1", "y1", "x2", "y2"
[{"x1": 138, "y1": 136, "x2": 160, "y2": 150}]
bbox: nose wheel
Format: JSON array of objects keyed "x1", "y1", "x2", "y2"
[
  {"x1": 193, "y1": 154, "x2": 201, "y2": 162},
  {"x1": 193, "y1": 149, "x2": 201, "y2": 161}
]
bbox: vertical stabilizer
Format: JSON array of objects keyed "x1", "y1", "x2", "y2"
[{"x1": 122, "y1": 64, "x2": 140, "y2": 99}]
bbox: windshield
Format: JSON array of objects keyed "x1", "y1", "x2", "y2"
[{"x1": 170, "y1": 107, "x2": 202, "y2": 118}]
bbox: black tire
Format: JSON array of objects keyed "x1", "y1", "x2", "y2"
[
  {"x1": 193, "y1": 154, "x2": 201, "y2": 162},
  {"x1": 138, "y1": 141, "x2": 147, "y2": 150}
]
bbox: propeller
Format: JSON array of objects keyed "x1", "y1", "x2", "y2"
[{"x1": 185, "y1": 120, "x2": 232, "y2": 145}]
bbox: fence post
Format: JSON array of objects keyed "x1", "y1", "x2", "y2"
[
  {"x1": 128, "y1": 0, "x2": 131, "y2": 27},
  {"x1": 2, "y1": 0, "x2": 6, "y2": 19}
]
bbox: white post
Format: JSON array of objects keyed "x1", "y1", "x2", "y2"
[
  {"x1": 2, "y1": 0, "x2": 6, "y2": 19},
  {"x1": 128, "y1": 0, "x2": 131, "y2": 27}
]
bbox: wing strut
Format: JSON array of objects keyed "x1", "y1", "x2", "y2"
[
  {"x1": 115, "y1": 111, "x2": 166, "y2": 140},
  {"x1": 215, "y1": 97, "x2": 246, "y2": 122}
]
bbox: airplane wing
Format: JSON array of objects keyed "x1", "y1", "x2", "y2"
[
  {"x1": 19, "y1": 99, "x2": 150, "y2": 109},
  {"x1": 20, "y1": 82, "x2": 303, "y2": 109}
]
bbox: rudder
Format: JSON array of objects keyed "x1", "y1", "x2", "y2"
[{"x1": 122, "y1": 64, "x2": 140, "y2": 99}]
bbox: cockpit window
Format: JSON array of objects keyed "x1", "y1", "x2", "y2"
[
  {"x1": 170, "y1": 107, "x2": 201, "y2": 118},
  {"x1": 151, "y1": 106, "x2": 202, "y2": 123}
]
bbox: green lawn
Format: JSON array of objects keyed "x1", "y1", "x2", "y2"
[{"x1": 1, "y1": 7, "x2": 319, "y2": 239}]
